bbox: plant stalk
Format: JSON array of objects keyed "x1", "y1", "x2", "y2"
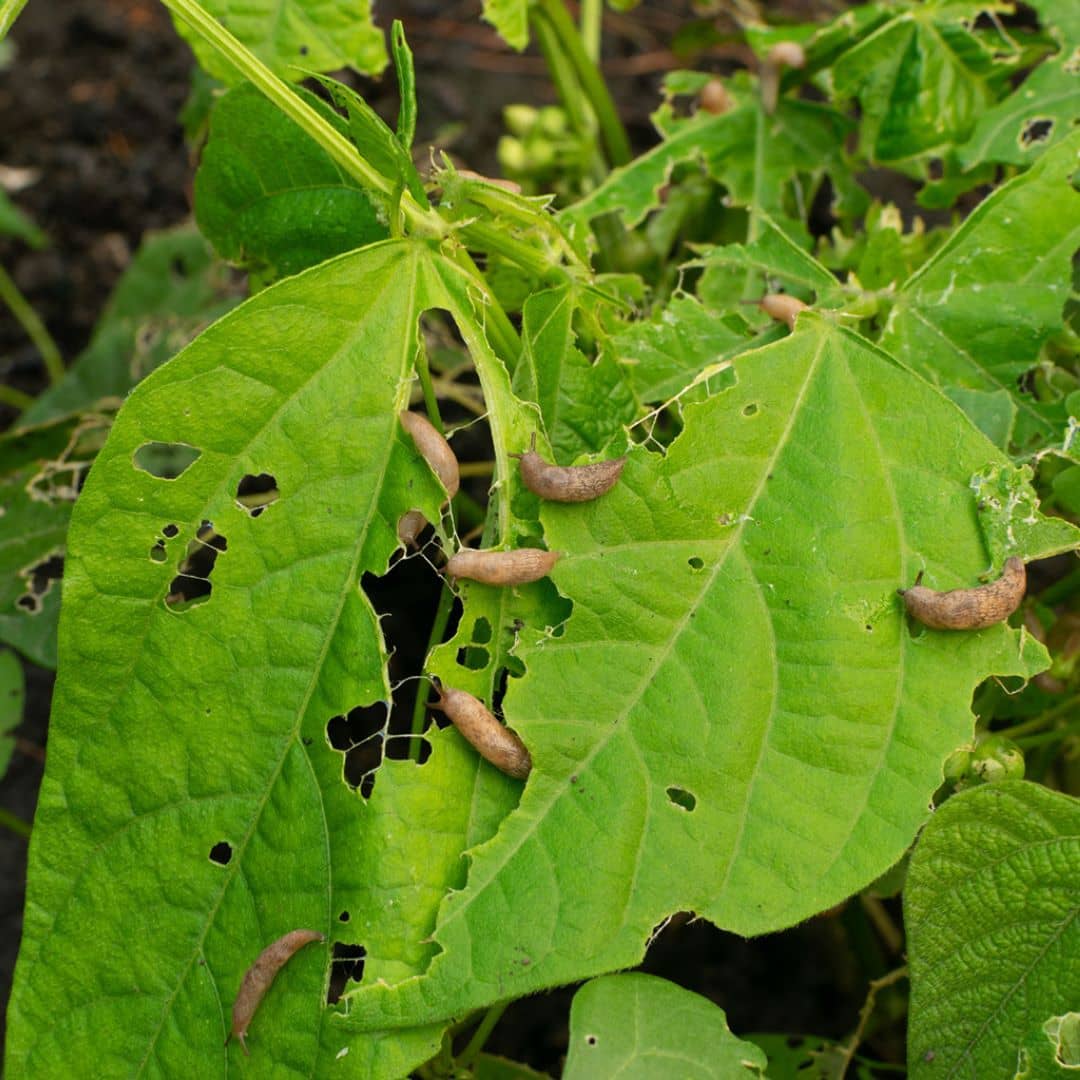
[
  {"x1": 0, "y1": 264, "x2": 63, "y2": 385},
  {"x1": 0, "y1": 382, "x2": 34, "y2": 411},
  {"x1": 410, "y1": 583, "x2": 457, "y2": 755},
  {"x1": 0, "y1": 806, "x2": 31, "y2": 839}
]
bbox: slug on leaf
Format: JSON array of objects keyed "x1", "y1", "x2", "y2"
[
  {"x1": 511, "y1": 434, "x2": 626, "y2": 503},
  {"x1": 229, "y1": 929, "x2": 324, "y2": 1055},
  {"x1": 432, "y1": 682, "x2": 532, "y2": 779},
  {"x1": 398, "y1": 411, "x2": 460, "y2": 546},
  {"x1": 759, "y1": 293, "x2": 807, "y2": 330},
  {"x1": 445, "y1": 546, "x2": 562, "y2": 586},
  {"x1": 899, "y1": 556, "x2": 1026, "y2": 631}
]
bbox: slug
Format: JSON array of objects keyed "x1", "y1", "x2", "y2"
[
  {"x1": 759, "y1": 293, "x2": 807, "y2": 330},
  {"x1": 699, "y1": 78, "x2": 733, "y2": 115},
  {"x1": 432, "y1": 682, "x2": 532, "y2": 779},
  {"x1": 398, "y1": 411, "x2": 460, "y2": 546},
  {"x1": 511, "y1": 434, "x2": 626, "y2": 503},
  {"x1": 228, "y1": 929, "x2": 324, "y2": 1055},
  {"x1": 899, "y1": 556, "x2": 1026, "y2": 631},
  {"x1": 445, "y1": 546, "x2": 563, "y2": 586},
  {"x1": 767, "y1": 41, "x2": 807, "y2": 70},
  {"x1": 761, "y1": 40, "x2": 806, "y2": 114},
  {"x1": 399, "y1": 411, "x2": 460, "y2": 498}
]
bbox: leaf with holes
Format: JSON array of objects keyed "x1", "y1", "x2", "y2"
[
  {"x1": 170, "y1": 0, "x2": 386, "y2": 84},
  {"x1": 340, "y1": 313, "x2": 1079, "y2": 1033},
  {"x1": 4, "y1": 239, "x2": 548, "y2": 1078},
  {"x1": 194, "y1": 84, "x2": 387, "y2": 290},
  {"x1": 563, "y1": 974, "x2": 767, "y2": 1078},
  {"x1": 958, "y1": 1, "x2": 1080, "y2": 169},
  {"x1": 906, "y1": 781, "x2": 1080, "y2": 1078},
  {"x1": 880, "y1": 128, "x2": 1080, "y2": 457}
]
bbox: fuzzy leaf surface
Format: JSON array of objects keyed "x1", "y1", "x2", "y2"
[
  {"x1": 880, "y1": 129, "x2": 1080, "y2": 455},
  {"x1": 171, "y1": 0, "x2": 386, "y2": 84},
  {"x1": 343, "y1": 315, "x2": 1076, "y2": 1033},
  {"x1": 906, "y1": 781, "x2": 1080, "y2": 1078},
  {"x1": 195, "y1": 84, "x2": 387, "y2": 289},
  {"x1": 4, "y1": 240, "x2": 543, "y2": 1079},
  {"x1": 563, "y1": 974, "x2": 767, "y2": 1078}
]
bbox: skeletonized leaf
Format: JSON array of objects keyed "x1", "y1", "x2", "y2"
[
  {"x1": 563, "y1": 974, "x2": 767, "y2": 1078},
  {"x1": 906, "y1": 781, "x2": 1080, "y2": 1078}
]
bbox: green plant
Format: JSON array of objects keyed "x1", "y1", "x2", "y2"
[{"x1": 2, "y1": 1, "x2": 1079, "y2": 1076}]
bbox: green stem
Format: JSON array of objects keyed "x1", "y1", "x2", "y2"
[
  {"x1": 1016, "y1": 727, "x2": 1077, "y2": 750},
  {"x1": 0, "y1": 806, "x2": 31, "y2": 839},
  {"x1": 414, "y1": 340, "x2": 443, "y2": 433},
  {"x1": 533, "y1": 10, "x2": 593, "y2": 140},
  {"x1": 0, "y1": 264, "x2": 63, "y2": 385},
  {"x1": 0, "y1": 382, "x2": 34, "y2": 411},
  {"x1": 998, "y1": 694, "x2": 1080, "y2": 739},
  {"x1": 457, "y1": 1001, "x2": 509, "y2": 1068},
  {"x1": 580, "y1": 0, "x2": 602, "y2": 62},
  {"x1": 534, "y1": 0, "x2": 631, "y2": 167},
  {"x1": 410, "y1": 583, "x2": 456, "y2": 756}
]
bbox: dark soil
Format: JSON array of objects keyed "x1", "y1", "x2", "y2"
[{"x1": 0, "y1": 0, "x2": 895, "y2": 1072}]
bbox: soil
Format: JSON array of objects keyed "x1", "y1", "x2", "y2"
[{"x1": 0, "y1": 0, "x2": 896, "y2": 1072}]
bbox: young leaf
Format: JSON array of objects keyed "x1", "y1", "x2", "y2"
[
  {"x1": 881, "y1": 129, "x2": 1080, "y2": 456},
  {"x1": 483, "y1": 0, "x2": 530, "y2": 52},
  {"x1": 391, "y1": 20, "x2": 417, "y2": 152},
  {"x1": 563, "y1": 974, "x2": 767, "y2": 1078},
  {"x1": 0, "y1": 189, "x2": 45, "y2": 248},
  {"x1": 906, "y1": 781, "x2": 1080, "y2": 1078},
  {"x1": 3, "y1": 240, "x2": 538, "y2": 1077},
  {"x1": 959, "y1": 1, "x2": 1080, "y2": 169},
  {"x1": 194, "y1": 83, "x2": 388, "y2": 289},
  {"x1": 341, "y1": 315, "x2": 1078, "y2": 1033},
  {"x1": 169, "y1": 0, "x2": 386, "y2": 84}
]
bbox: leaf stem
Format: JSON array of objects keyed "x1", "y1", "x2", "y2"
[
  {"x1": 580, "y1": 0, "x2": 602, "y2": 62},
  {"x1": 997, "y1": 693, "x2": 1080, "y2": 739},
  {"x1": 835, "y1": 966, "x2": 908, "y2": 1078},
  {"x1": 0, "y1": 382, "x2": 34, "y2": 411},
  {"x1": 456, "y1": 1000, "x2": 509, "y2": 1068},
  {"x1": 0, "y1": 263, "x2": 63, "y2": 385},
  {"x1": 533, "y1": 0, "x2": 631, "y2": 167},
  {"x1": 0, "y1": 806, "x2": 31, "y2": 839},
  {"x1": 410, "y1": 583, "x2": 457, "y2": 756}
]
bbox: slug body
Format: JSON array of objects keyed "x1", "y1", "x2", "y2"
[
  {"x1": 511, "y1": 434, "x2": 626, "y2": 503},
  {"x1": 759, "y1": 293, "x2": 807, "y2": 330},
  {"x1": 433, "y1": 684, "x2": 532, "y2": 779},
  {"x1": 445, "y1": 547, "x2": 562, "y2": 586},
  {"x1": 399, "y1": 411, "x2": 460, "y2": 498},
  {"x1": 699, "y1": 78, "x2": 733, "y2": 115},
  {"x1": 900, "y1": 556, "x2": 1026, "y2": 631},
  {"x1": 229, "y1": 929, "x2": 323, "y2": 1055}
]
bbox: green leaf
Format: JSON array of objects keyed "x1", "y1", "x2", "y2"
[
  {"x1": 343, "y1": 315, "x2": 1077, "y2": 1033},
  {"x1": 474, "y1": 1053, "x2": 552, "y2": 1079},
  {"x1": 564, "y1": 76, "x2": 856, "y2": 233},
  {"x1": 171, "y1": 0, "x2": 386, "y2": 84},
  {"x1": 514, "y1": 284, "x2": 637, "y2": 460},
  {"x1": 880, "y1": 129, "x2": 1080, "y2": 455},
  {"x1": 22, "y1": 227, "x2": 239, "y2": 426},
  {"x1": 563, "y1": 974, "x2": 767, "y2": 1078},
  {"x1": 0, "y1": 647, "x2": 24, "y2": 779},
  {"x1": 194, "y1": 83, "x2": 388, "y2": 289},
  {"x1": 5, "y1": 239, "x2": 546, "y2": 1077},
  {"x1": 391, "y1": 21, "x2": 417, "y2": 151},
  {"x1": 830, "y1": 2, "x2": 1011, "y2": 165},
  {"x1": 0, "y1": 189, "x2": 45, "y2": 247},
  {"x1": 0, "y1": 0, "x2": 29, "y2": 42},
  {"x1": 482, "y1": 0, "x2": 530, "y2": 51},
  {"x1": 906, "y1": 781, "x2": 1080, "y2": 1078},
  {"x1": 959, "y1": 1, "x2": 1080, "y2": 169}
]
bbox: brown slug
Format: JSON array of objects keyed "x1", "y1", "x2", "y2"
[
  {"x1": 511, "y1": 434, "x2": 626, "y2": 503},
  {"x1": 445, "y1": 547, "x2": 563, "y2": 586},
  {"x1": 899, "y1": 556, "x2": 1026, "y2": 631},
  {"x1": 432, "y1": 683, "x2": 532, "y2": 780}
]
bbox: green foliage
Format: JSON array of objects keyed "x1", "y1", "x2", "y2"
[
  {"x1": 563, "y1": 974, "x2": 767, "y2": 1077},
  {"x1": 906, "y1": 781, "x2": 1080, "y2": 1077},
  {"x1": 0, "y1": 190, "x2": 45, "y2": 247},
  {"x1": 5, "y1": 2, "x2": 1080, "y2": 1077},
  {"x1": 0, "y1": 647, "x2": 24, "y2": 778}
]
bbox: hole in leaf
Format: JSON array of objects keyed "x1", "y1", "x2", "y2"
[
  {"x1": 1017, "y1": 368, "x2": 1037, "y2": 395},
  {"x1": 326, "y1": 704, "x2": 387, "y2": 798},
  {"x1": 688, "y1": 556, "x2": 704, "y2": 571},
  {"x1": 150, "y1": 540, "x2": 167, "y2": 563},
  {"x1": 585, "y1": 1035, "x2": 598, "y2": 1047},
  {"x1": 17, "y1": 552, "x2": 64, "y2": 614},
  {"x1": 1020, "y1": 117, "x2": 1054, "y2": 147},
  {"x1": 209, "y1": 841, "x2": 232, "y2": 865},
  {"x1": 165, "y1": 522, "x2": 227, "y2": 611},
  {"x1": 742, "y1": 403, "x2": 759, "y2": 417},
  {"x1": 162, "y1": 523, "x2": 179, "y2": 538},
  {"x1": 339, "y1": 911, "x2": 350, "y2": 923},
  {"x1": 132, "y1": 441, "x2": 201, "y2": 479},
  {"x1": 327, "y1": 943, "x2": 367, "y2": 1004},
  {"x1": 385, "y1": 732, "x2": 432, "y2": 764},
  {"x1": 236, "y1": 472, "x2": 279, "y2": 517},
  {"x1": 456, "y1": 644, "x2": 490, "y2": 670},
  {"x1": 666, "y1": 786, "x2": 697, "y2": 812},
  {"x1": 471, "y1": 617, "x2": 492, "y2": 644}
]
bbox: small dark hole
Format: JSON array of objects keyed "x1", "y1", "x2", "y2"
[
  {"x1": 384, "y1": 734, "x2": 432, "y2": 764},
  {"x1": 327, "y1": 943, "x2": 367, "y2": 1004},
  {"x1": 236, "y1": 472, "x2": 279, "y2": 517},
  {"x1": 16, "y1": 595, "x2": 38, "y2": 613},
  {"x1": 926, "y1": 157, "x2": 944, "y2": 180},
  {"x1": 326, "y1": 703, "x2": 387, "y2": 796},
  {"x1": 132, "y1": 441, "x2": 201, "y2": 480},
  {"x1": 456, "y1": 645, "x2": 490, "y2": 671},
  {"x1": 150, "y1": 540, "x2": 167, "y2": 563},
  {"x1": 339, "y1": 911, "x2": 350, "y2": 923},
  {"x1": 585, "y1": 1036, "x2": 598, "y2": 1047},
  {"x1": 1017, "y1": 368, "x2": 1037, "y2": 395},
  {"x1": 742, "y1": 403, "x2": 759, "y2": 417},
  {"x1": 666, "y1": 786, "x2": 697, "y2": 812},
  {"x1": 471, "y1": 617, "x2": 492, "y2": 644},
  {"x1": 299, "y1": 43, "x2": 309, "y2": 55},
  {"x1": 1020, "y1": 117, "x2": 1054, "y2": 147},
  {"x1": 17, "y1": 552, "x2": 64, "y2": 613},
  {"x1": 162, "y1": 523, "x2": 179, "y2": 538},
  {"x1": 209, "y1": 841, "x2": 232, "y2": 865},
  {"x1": 165, "y1": 523, "x2": 226, "y2": 610},
  {"x1": 688, "y1": 556, "x2": 704, "y2": 571}
]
